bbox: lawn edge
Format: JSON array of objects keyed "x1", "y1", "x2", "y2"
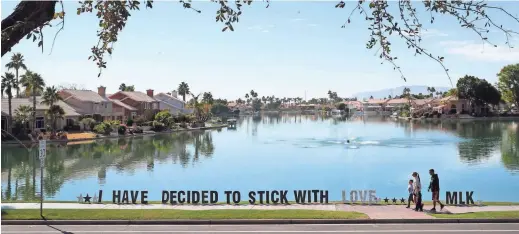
[{"x1": 3, "y1": 219, "x2": 519, "y2": 225}]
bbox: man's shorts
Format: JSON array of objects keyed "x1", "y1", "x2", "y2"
[{"x1": 432, "y1": 191, "x2": 440, "y2": 201}]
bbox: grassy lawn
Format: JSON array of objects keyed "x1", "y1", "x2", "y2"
[
  {"x1": 1, "y1": 209, "x2": 368, "y2": 220},
  {"x1": 431, "y1": 211, "x2": 519, "y2": 219},
  {"x1": 66, "y1": 132, "x2": 96, "y2": 140}
]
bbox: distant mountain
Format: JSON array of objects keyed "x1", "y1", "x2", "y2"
[{"x1": 352, "y1": 85, "x2": 451, "y2": 99}]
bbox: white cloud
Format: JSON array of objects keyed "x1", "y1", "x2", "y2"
[
  {"x1": 290, "y1": 18, "x2": 305, "y2": 22},
  {"x1": 261, "y1": 30, "x2": 269, "y2": 33},
  {"x1": 440, "y1": 40, "x2": 519, "y2": 63},
  {"x1": 420, "y1": 29, "x2": 448, "y2": 38},
  {"x1": 307, "y1": 23, "x2": 319, "y2": 27}
]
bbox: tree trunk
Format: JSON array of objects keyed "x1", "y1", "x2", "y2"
[
  {"x1": 15, "y1": 69, "x2": 19, "y2": 97},
  {"x1": 32, "y1": 87, "x2": 36, "y2": 130},
  {"x1": 8, "y1": 96, "x2": 12, "y2": 133},
  {"x1": 1, "y1": 1, "x2": 57, "y2": 57}
]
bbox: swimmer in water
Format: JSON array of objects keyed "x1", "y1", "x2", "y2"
[{"x1": 346, "y1": 140, "x2": 350, "y2": 144}]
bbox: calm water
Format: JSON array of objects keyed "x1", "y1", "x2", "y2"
[{"x1": 2, "y1": 115, "x2": 519, "y2": 202}]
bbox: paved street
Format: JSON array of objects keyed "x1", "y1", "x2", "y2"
[{"x1": 2, "y1": 223, "x2": 519, "y2": 233}]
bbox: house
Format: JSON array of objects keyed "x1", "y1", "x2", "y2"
[
  {"x1": 1, "y1": 97, "x2": 82, "y2": 132},
  {"x1": 434, "y1": 96, "x2": 470, "y2": 114},
  {"x1": 154, "y1": 90, "x2": 191, "y2": 114},
  {"x1": 362, "y1": 99, "x2": 388, "y2": 111},
  {"x1": 345, "y1": 101, "x2": 363, "y2": 111},
  {"x1": 59, "y1": 86, "x2": 125, "y2": 122},
  {"x1": 108, "y1": 89, "x2": 160, "y2": 119},
  {"x1": 384, "y1": 98, "x2": 409, "y2": 111}
]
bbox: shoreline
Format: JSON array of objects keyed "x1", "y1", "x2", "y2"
[
  {"x1": 1, "y1": 124, "x2": 229, "y2": 146},
  {"x1": 395, "y1": 116, "x2": 519, "y2": 121}
]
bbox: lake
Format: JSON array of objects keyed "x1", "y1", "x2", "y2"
[{"x1": 1, "y1": 115, "x2": 519, "y2": 202}]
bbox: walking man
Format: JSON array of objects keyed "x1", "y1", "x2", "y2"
[{"x1": 428, "y1": 169, "x2": 445, "y2": 212}]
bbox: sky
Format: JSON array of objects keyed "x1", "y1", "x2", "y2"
[{"x1": 1, "y1": 1, "x2": 519, "y2": 100}]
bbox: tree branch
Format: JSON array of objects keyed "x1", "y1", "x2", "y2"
[{"x1": 1, "y1": 1, "x2": 57, "y2": 57}]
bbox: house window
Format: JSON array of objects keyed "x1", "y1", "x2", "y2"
[
  {"x1": 131, "y1": 112, "x2": 137, "y2": 117},
  {"x1": 35, "y1": 117, "x2": 45, "y2": 129},
  {"x1": 66, "y1": 118, "x2": 74, "y2": 126},
  {"x1": 152, "y1": 103, "x2": 158, "y2": 109},
  {"x1": 462, "y1": 104, "x2": 465, "y2": 111}
]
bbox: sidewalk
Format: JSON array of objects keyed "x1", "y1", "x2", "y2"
[{"x1": 3, "y1": 203, "x2": 519, "y2": 219}]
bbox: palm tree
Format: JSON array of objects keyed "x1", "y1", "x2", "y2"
[
  {"x1": 1, "y1": 72, "x2": 19, "y2": 132},
  {"x1": 14, "y1": 105, "x2": 33, "y2": 133},
  {"x1": 45, "y1": 105, "x2": 65, "y2": 132},
  {"x1": 20, "y1": 71, "x2": 45, "y2": 130},
  {"x1": 42, "y1": 86, "x2": 64, "y2": 132},
  {"x1": 177, "y1": 82, "x2": 190, "y2": 102},
  {"x1": 427, "y1": 87, "x2": 436, "y2": 98},
  {"x1": 41, "y1": 86, "x2": 62, "y2": 107},
  {"x1": 5, "y1": 53, "x2": 27, "y2": 98}
]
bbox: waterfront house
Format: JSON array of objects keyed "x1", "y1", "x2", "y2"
[
  {"x1": 154, "y1": 90, "x2": 192, "y2": 114},
  {"x1": 59, "y1": 86, "x2": 124, "y2": 122},
  {"x1": 385, "y1": 98, "x2": 409, "y2": 111},
  {"x1": 345, "y1": 101, "x2": 363, "y2": 112},
  {"x1": 1, "y1": 97, "x2": 82, "y2": 132},
  {"x1": 434, "y1": 95, "x2": 470, "y2": 114},
  {"x1": 108, "y1": 89, "x2": 160, "y2": 119},
  {"x1": 362, "y1": 99, "x2": 388, "y2": 111}
]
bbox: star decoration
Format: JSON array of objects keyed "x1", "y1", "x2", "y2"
[
  {"x1": 384, "y1": 197, "x2": 389, "y2": 203},
  {"x1": 77, "y1": 193, "x2": 83, "y2": 203},
  {"x1": 93, "y1": 193, "x2": 98, "y2": 203},
  {"x1": 83, "y1": 194, "x2": 92, "y2": 203},
  {"x1": 400, "y1": 198, "x2": 405, "y2": 203},
  {"x1": 392, "y1": 197, "x2": 397, "y2": 203}
]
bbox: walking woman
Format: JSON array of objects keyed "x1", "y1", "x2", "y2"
[{"x1": 412, "y1": 172, "x2": 424, "y2": 211}]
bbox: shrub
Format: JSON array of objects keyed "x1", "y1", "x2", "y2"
[
  {"x1": 126, "y1": 118, "x2": 134, "y2": 126},
  {"x1": 134, "y1": 116, "x2": 146, "y2": 126},
  {"x1": 432, "y1": 110, "x2": 439, "y2": 115},
  {"x1": 93, "y1": 123, "x2": 107, "y2": 135},
  {"x1": 118, "y1": 125, "x2": 127, "y2": 135},
  {"x1": 134, "y1": 126, "x2": 143, "y2": 133},
  {"x1": 151, "y1": 120, "x2": 165, "y2": 132},
  {"x1": 93, "y1": 122, "x2": 114, "y2": 135},
  {"x1": 81, "y1": 118, "x2": 97, "y2": 131},
  {"x1": 449, "y1": 109, "x2": 457, "y2": 114},
  {"x1": 211, "y1": 103, "x2": 230, "y2": 115},
  {"x1": 154, "y1": 110, "x2": 173, "y2": 128}
]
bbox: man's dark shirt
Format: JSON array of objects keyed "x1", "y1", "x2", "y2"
[{"x1": 429, "y1": 174, "x2": 440, "y2": 191}]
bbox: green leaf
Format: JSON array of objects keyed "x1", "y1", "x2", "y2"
[
  {"x1": 38, "y1": 41, "x2": 43, "y2": 47},
  {"x1": 222, "y1": 27, "x2": 228, "y2": 32}
]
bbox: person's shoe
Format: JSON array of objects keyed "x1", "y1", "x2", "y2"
[
  {"x1": 440, "y1": 204, "x2": 445, "y2": 210},
  {"x1": 430, "y1": 208, "x2": 436, "y2": 212},
  {"x1": 406, "y1": 206, "x2": 410, "y2": 208}
]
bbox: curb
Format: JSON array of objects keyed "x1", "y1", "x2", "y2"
[{"x1": 3, "y1": 219, "x2": 519, "y2": 225}]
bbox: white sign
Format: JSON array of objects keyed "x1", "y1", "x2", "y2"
[{"x1": 39, "y1": 140, "x2": 46, "y2": 161}]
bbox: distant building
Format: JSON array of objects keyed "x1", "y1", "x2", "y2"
[
  {"x1": 154, "y1": 90, "x2": 192, "y2": 114},
  {"x1": 1, "y1": 97, "x2": 82, "y2": 132},
  {"x1": 109, "y1": 89, "x2": 160, "y2": 120},
  {"x1": 59, "y1": 86, "x2": 124, "y2": 122}
]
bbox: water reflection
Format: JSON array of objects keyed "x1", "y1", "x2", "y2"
[
  {"x1": 393, "y1": 119, "x2": 519, "y2": 172},
  {"x1": 2, "y1": 115, "x2": 518, "y2": 202},
  {"x1": 1, "y1": 131, "x2": 214, "y2": 201}
]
